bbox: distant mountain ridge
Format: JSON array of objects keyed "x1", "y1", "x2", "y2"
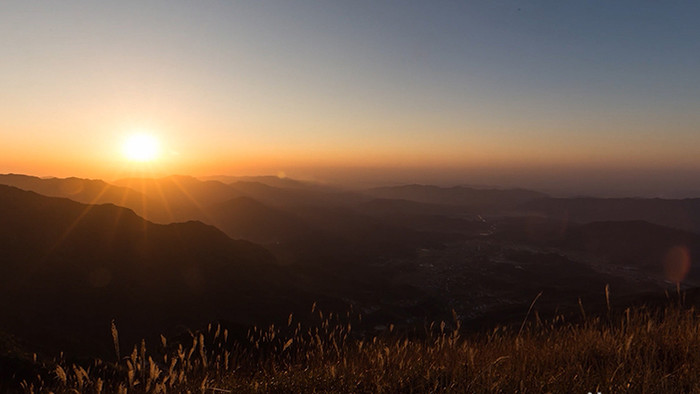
[
  {"x1": 199, "y1": 175, "x2": 324, "y2": 190},
  {"x1": 366, "y1": 184, "x2": 547, "y2": 211},
  {"x1": 522, "y1": 197, "x2": 700, "y2": 234},
  {"x1": 0, "y1": 173, "x2": 169, "y2": 220},
  {"x1": 0, "y1": 175, "x2": 329, "y2": 242}
]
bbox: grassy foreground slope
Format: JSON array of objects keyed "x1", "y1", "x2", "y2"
[{"x1": 9, "y1": 301, "x2": 700, "y2": 393}]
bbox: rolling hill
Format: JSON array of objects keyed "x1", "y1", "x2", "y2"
[
  {"x1": 208, "y1": 196, "x2": 317, "y2": 244},
  {"x1": 0, "y1": 185, "x2": 307, "y2": 357}
]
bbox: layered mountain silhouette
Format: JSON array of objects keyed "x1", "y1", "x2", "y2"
[
  {"x1": 201, "y1": 175, "x2": 328, "y2": 190},
  {"x1": 0, "y1": 175, "x2": 328, "y2": 243},
  {"x1": 0, "y1": 185, "x2": 308, "y2": 357},
  {"x1": 367, "y1": 184, "x2": 547, "y2": 212},
  {"x1": 112, "y1": 175, "x2": 238, "y2": 222},
  {"x1": 227, "y1": 180, "x2": 364, "y2": 209},
  {"x1": 4, "y1": 173, "x2": 700, "y2": 362},
  {"x1": 0, "y1": 174, "x2": 169, "y2": 221}
]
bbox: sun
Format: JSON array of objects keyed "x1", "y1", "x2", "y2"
[{"x1": 123, "y1": 133, "x2": 160, "y2": 162}]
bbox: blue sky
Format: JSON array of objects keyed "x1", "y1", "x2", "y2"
[{"x1": 1, "y1": 1, "x2": 699, "y2": 194}]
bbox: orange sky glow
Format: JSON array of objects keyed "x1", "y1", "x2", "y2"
[{"x1": 2, "y1": 2, "x2": 700, "y2": 195}]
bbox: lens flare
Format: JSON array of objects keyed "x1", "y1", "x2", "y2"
[{"x1": 663, "y1": 245, "x2": 691, "y2": 283}]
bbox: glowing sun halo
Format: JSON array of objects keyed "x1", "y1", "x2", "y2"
[{"x1": 123, "y1": 133, "x2": 160, "y2": 162}]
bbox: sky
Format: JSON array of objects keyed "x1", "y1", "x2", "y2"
[{"x1": 1, "y1": 1, "x2": 700, "y2": 195}]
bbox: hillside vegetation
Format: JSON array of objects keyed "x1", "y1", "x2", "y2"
[{"x1": 9, "y1": 300, "x2": 700, "y2": 393}]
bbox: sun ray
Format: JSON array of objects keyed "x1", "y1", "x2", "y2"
[
  {"x1": 151, "y1": 178, "x2": 177, "y2": 223},
  {"x1": 169, "y1": 176, "x2": 215, "y2": 224},
  {"x1": 45, "y1": 180, "x2": 116, "y2": 251}
]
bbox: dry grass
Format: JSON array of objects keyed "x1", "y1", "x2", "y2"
[{"x1": 16, "y1": 303, "x2": 700, "y2": 393}]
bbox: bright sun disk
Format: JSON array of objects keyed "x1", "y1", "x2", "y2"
[{"x1": 123, "y1": 133, "x2": 160, "y2": 162}]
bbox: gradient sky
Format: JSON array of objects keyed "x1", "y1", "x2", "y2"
[{"x1": 2, "y1": 1, "x2": 700, "y2": 195}]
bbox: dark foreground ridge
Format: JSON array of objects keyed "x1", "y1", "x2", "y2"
[{"x1": 0, "y1": 185, "x2": 313, "y2": 358}]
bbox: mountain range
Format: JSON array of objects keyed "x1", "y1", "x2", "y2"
[
  {"x1": 0, "y1": 185, "x2": 310, "y2": 356},
  {"x1": 1, "y1": 173, "x2": 700, "y2": 359}
]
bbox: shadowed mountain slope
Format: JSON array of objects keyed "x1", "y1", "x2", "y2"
[
  {"x1": 0, "y1": 185, "x2": 306, "y2": 357},
  {"x1": 367, "y1": 184, "x2": 546, "y2": 211},
  {"x1": 522, "y1": 197, "x2": 700, "y2": 234},
  {"x1": 208, "y1": 196, "x2": 317, "y2": 244},
  {"x1": 357, "y1": 198, "x2": 463, "y2": 216},
  {"x1": 492, "y1": 217, "x2": 700, "y2": 283},
  {"x1": 559, "y1": 221, "x2": 700, "y2": 278}
]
